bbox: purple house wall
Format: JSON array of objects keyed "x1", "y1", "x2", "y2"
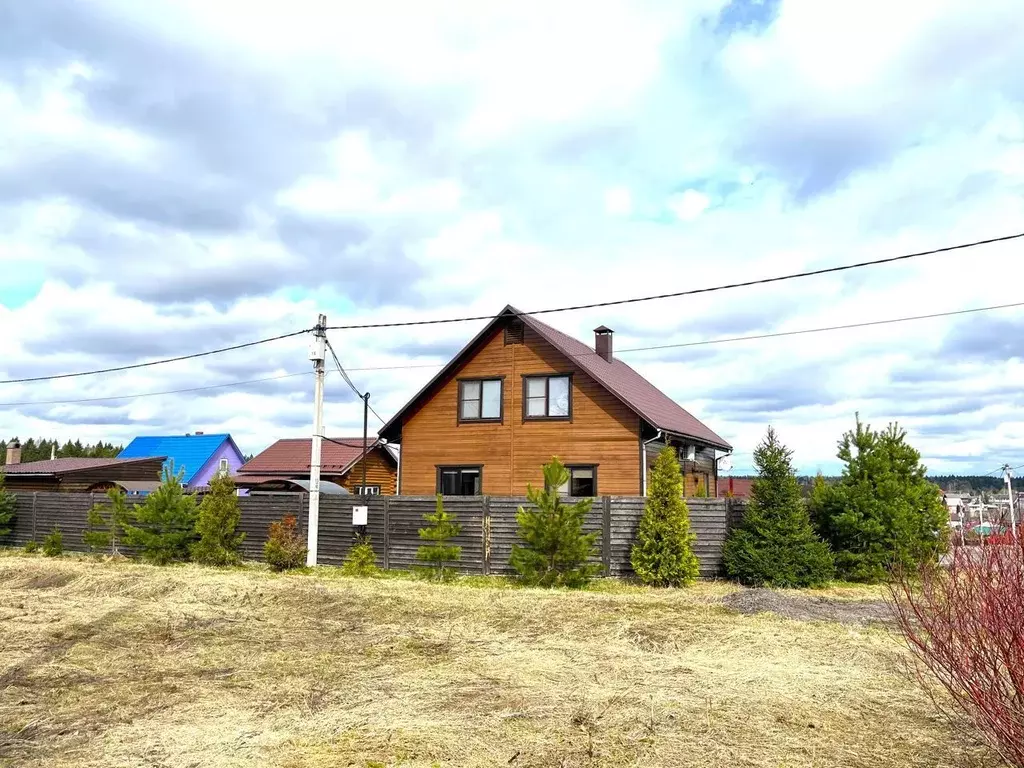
[{"x1": 191, "y1": 439, "x2": 246, "y2": 488}]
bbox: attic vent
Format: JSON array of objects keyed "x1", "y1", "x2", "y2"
[{"x1": 504, "y1": 320, "x2": 525, "y2": 345}]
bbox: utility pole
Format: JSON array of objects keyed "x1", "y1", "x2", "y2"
[
  {"x1": 361, "y1": 392, "x2": 370, "y2": 495},
  {"x1": 1004, "y1": 464, "x2": 1017, "y2": 538},
  {"x1": 307, "y1": 314, "x2": 327, "y2": 567}
]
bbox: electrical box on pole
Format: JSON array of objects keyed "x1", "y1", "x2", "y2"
[{"x1": 307, "y1": 314, "x2": 327, "y2": 567}]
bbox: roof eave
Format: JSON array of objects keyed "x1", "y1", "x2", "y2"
[{"x1": 378, "y1": 305, "x2": 520, "y2": 442}]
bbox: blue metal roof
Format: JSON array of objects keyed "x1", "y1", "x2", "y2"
[{"x1": 118, "y1": 434, "x2": 233, "y2": 485}]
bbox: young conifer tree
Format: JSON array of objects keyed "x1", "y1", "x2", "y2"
[
  {"x1": 723, "y1": 427, "x2": 835, "y2": 587},
  {"x1": 510, "y1": 457, "x2": 601, "y2": 588},
  {"x1": 84, "y1": 487, "x2": 130, "y2": 555},
  {"x1": 416, "y1": 494, "x2": 462, "y2": 581},
  {"x1": 631, "y1": 447, "x2": 701, "y2": 587},
  {"x1": 191, "y1": 473, "x2": 245, "y2": 566},
  {"x1": 122, "y1": 461, "x2": 198, "y2": 565},
  {"x1": 0, "y1": 470, "x2": 15, "y2": 540}
]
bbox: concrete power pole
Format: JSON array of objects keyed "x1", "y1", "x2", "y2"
[
  {"x1": 307, "y1": 314, "x2": 327, "y2": 566},
  {"x1": 1004, "y1": 465, "x2": 1017, "y2": 538}
]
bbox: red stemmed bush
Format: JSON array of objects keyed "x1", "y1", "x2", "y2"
[{"x1": 890, "y1": 533, "x2": 1024, "y2": 766}]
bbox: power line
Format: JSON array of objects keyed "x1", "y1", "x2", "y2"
[
  {"x1": 0, "y1": 328, "x2": 313, "y2": 385},
  {"x1": 325, "y1": 338, "x2": 386, "y2": 424},
  {"x1": 326, "y1": 232, "x2": 1024, "y2": 330},
  {"x1": 4, "y1": 299, "x2": 1021, "y2": 408},
  {"x1": 615, "y1": 301, "x2": 1024, "y2": 355},
  {"x1": 0, "y1": 371, "x2": 312, "y2": 407},
  {"x1": 330, "y1": 300, "x2": 1024, "y2": 369}
]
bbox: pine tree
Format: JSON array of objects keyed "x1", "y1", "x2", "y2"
[
  {"x1": 631, "y1": 447, "x2": 701, "y2": 587},
  {"x1": 84, "y1": 487, "x2": 130, "y2": 555},
  {"x1": 341, "y1": 535, "x2": 380, "y2": 577},
  {"x1": 0, "y1": 470, "x2": 15, "y2": 540},
  {"x1": 809, "y1": 416, "x2": 948, "y2": 582},
  {"x1": 416, "y1": 494, "x2": 462, "y2": 581},
  {"x1": 510, "y1": 457, "x2": 601, "y2": 588},
  {"x1": 122, "y1": 461, "x2": 198, "y2": 565},
  {"x1": 722, "y1": 428, "x2": 834, "y2": 587},
  {"x1": 191, "y1": 473, "x2": 245, "y2": 566}
]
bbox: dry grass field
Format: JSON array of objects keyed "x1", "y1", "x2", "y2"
[{"x1": 0, "y1": 554, "x2": 989, "y2": 768}]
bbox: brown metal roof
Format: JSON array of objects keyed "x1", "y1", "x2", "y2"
[
  {"x1": 520, "y1": 312, "x2": 731, "y2": 450},
  {"x1": 379, "y1": 305, "x2": 731, "y2": 450},
  {"x1": 0, "y1": 456, "x2": 166, "y2": 476},
  {"x1": 238, "y1": 437, "x2": 389, "y2": 476}
]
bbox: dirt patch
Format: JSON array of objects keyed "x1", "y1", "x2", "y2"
[
  {"x1": 722, "y1": 588, "x2": 893, "y2": 625},
  {"x1": 15, "y1": 571, "x2": 78, "y2": 590}
]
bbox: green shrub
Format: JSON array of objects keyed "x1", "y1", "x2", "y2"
[
  {"x1": 0, "y1": 470, "x2": 15, "y2": 540},
  {"x1": 416, "y1": 494, "x2": 462, "y2": 581},
  {"x1": 631, "y1": 447, "x2": 701, "y2": 587},
  {"x1": 42, "y1": 527, "x2": 63, "y2": 557},
  {"x1": 23, "y1": 540, "x2": 39, "y2": 554},
  {"x1": 809, "y1": 417, "x2": 948, "y2": 582},
  {"x1": 122, "y1": 462, "x2": 198, "y2": 565},
  {"x1": 191, "y1": 473, "x2": 245, "y2": 566},
  {"x1": 84, "y1": 488, "x2": 130, "y2": 555},
  {"x1": 723, "y1": 427, "x2": 834, "y2": 588},
  {"x1": 264, "y1": 515, "x2": 307, "y2": 571},
  {"x1": 510, "y1": 457, "x2": 601, "y2": 588},
  {"x1": 341, "y1": 535, "x2": 380, "y2": 577}
]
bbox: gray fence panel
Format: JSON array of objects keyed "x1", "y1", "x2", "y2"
[{"x1": 3, "y1": 492, "x2": 744, "y2": 577}]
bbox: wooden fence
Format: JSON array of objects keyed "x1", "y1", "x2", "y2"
[{"x1": 4, "y1": 492, "x2": 746, "y2": 577}]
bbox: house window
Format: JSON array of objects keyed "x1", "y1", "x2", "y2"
[
  {"x1": 523, "y1": 375, "x2": 571, "y2": 419},
  {"x1": 437, "y1": 466, "x2": 482, "y2": 496},
  {"x1": 354, "y1": 485, "x2": 380, "y2": 495},
  {"x1": 458, "y1": 378, "x2": 503, "y2": 422},
  {"x1": 218, "y1": 458, "x2": 229, "y2": 476},
  {"x1": 550, "y1": 465, "x2": 597, "y2": 497}
]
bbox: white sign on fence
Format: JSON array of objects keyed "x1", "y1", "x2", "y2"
[{"x1": 352, "y1": 505, "x2": 368, "y2": 526}]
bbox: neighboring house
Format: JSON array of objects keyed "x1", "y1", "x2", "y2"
[
  {"x1": 235, "y1": 437, "x2": 398, "y2": 495},
  {"x1": 379, "y1": 305, "x2": 731, "y2": 497},
  {"x1": 1, "y1": 442, "x2": 165, "y2": 493},
  {"x1": 118, "y1": 433, "x2": 245, "y2": 489},
  {"x1": 718, "y1": 477, "x2": 753, "y2": 500}
]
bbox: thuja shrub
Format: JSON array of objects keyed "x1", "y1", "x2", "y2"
[
  {"x1": 889, "y1": 535, "x2": 1024, "y2": 766},
  {"x1": 264, "y1": 515, "x2": 307, "y2": 571}
]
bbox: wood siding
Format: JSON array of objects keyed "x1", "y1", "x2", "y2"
[
  {"x1": 399, "y1": 326, "x2": 642, "y2": 495},
  {"x1": 339, "y1": 448, "x2": 397, "y2": 495},
  {"x1": 3, "y1": 459, "x2": 164, "y2": 494},
  {"x1": 644, "y1": 440, "x2": 718, "y2": 498}
]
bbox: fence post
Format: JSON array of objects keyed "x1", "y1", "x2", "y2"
[
  {"x1": 602, "y1": 496, "x2": 612, "y2": 576},
  {"x1": 31, "y1": 492, "x2": 38, "y2": 542},
  {"x1": 482, "y1": 496, "x2": 491, "y2": 575},
  {"x1": 383, "y1": 496, "x2": 391, "y2": 570}
]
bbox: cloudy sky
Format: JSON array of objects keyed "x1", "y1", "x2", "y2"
[{"x1": 1, "y1": 0, "x2": 1023, "y2": 476}]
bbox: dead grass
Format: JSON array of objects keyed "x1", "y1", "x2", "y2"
[{"x1": 0, "y1": 554, "x2": 991, "y2": 768}]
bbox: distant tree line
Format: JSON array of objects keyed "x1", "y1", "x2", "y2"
[{"x1": 1, "y1": 437, "x2": 123, "y2": 464}]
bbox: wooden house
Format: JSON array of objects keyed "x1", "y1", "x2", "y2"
[
  {"x1": 379, "y1": 306, "x2": 731, "y2": 497},
  {"x1": 236, "y1": 437, "x2": 397, "y2": 495},
  {"x1": 0, "y1": 452, "x2": 166, "y2": 494}
]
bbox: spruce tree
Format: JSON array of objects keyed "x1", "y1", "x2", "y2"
[
  {"x1": 191, "y1": 473, "x2": 245, "y2": 566},
  {"x1": 631, "y1": 447, "x2": 701, "y2": 587},
  {"x1": 809, "y1": 416, "x2": 948, "y2": 582},
  {"x1": 722, "y1": 427, "x2": 834, "y2": 587},
  {"x1": 0, "y1": 470, "x2": 15, "y2": 540},
  {"x1": 84, "y1": 487, "x2": 130, "y2": 555},
  {"x1": 341, "y1": 536, "x2": 380, "y2": 577},
  {"x1": 510, "y1": 457, "x2": 601, "y2": 588},
  {"x1": 122, "y1": 462, "x2": 198, "y2": 565},
  {"x1": 416, "y1": 494, "x2": 462, "y2": 581}
]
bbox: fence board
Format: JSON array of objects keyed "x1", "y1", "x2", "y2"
[{"x1": 2, "y1": 492, "x2": 745, "y2": 577}]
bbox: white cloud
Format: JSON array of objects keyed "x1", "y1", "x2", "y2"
[
  {"x1": 2, "y1": 0, "x2": 1024, "y2": 473},
  {"x1": 603, "y1": 187, "x2": 633, "y2": 216},
  {"x1": 667, "y1": 189, "x2": 711, "y2": 221}
]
